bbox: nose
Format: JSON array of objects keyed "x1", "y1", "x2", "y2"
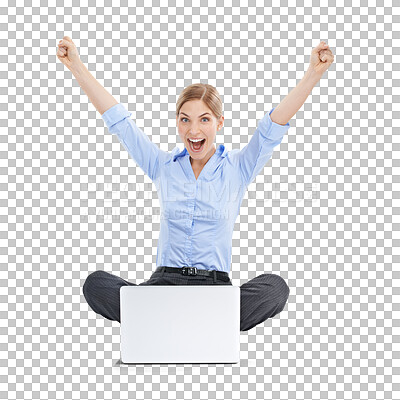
[
  {"x1": 187, "y1": 121, "x2": 202, "y2": 132},
  {"x1": 190, "y1": 125, "x2": 202, "y2": 134}
]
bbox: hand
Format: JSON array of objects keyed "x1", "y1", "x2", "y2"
[
  {"x1": 307, "y1": 41, "x2": 334, "y2": 78},
  {"x1": 56, "y1": 36, "x2": 81, "y2": 70}
]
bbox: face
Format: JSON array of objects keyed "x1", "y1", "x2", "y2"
[{"x1": 176, "y1": 99, "x2": 224, "y2": 163}]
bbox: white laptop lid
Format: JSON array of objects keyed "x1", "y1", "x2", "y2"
[{"x1": 120, "y1": 285, "x2": 240, "y2": 364}]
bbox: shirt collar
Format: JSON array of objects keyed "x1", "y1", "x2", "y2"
[{"x1": 173, "y1": 144, "x2": 227, "y2": 162}]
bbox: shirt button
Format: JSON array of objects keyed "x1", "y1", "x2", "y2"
[{"x1": 188, "y1": 236, "x2": 191, "y2": 239}]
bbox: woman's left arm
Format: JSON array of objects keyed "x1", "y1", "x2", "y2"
[{"x1": 270, "y1": 41, "x2": 335, "y2": 126}]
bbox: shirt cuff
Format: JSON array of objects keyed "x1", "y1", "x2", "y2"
[
  {"x1": 258, "y1": 107, "x2": 290, "y2": 141},
  {"x1": 101, "y1": 103, "x2": 132, "y2": 133}
]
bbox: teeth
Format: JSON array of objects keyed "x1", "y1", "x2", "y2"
[{"x1": 189, "y1": 138, "x2": 204, "y2": 142}]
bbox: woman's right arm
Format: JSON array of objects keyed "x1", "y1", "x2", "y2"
[
  {"x1": 71, "y1": 64, "x2": 165, "y2": 182},
  {"x1": 57, "y1": 36, "x2": 117, "y2": 115},
  {"x1": 57, "y1": 36, "x2": 165, "y2": 182},
  {"x1": 70, "y1": 61, "x2": 118, "y2": 116}
]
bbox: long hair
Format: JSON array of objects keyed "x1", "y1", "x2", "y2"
[{"x1": 176, "y1": 83, "x2": 223, "y2": 120}]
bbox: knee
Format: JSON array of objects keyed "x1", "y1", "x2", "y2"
[
  {"x1": 82, "y1": 270, "x2": 108, "y2": 297},
  {"x1": 263, "y1": 273, "x2": 290, "y2": 302}
]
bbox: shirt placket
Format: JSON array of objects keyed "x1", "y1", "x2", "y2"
[{"x1": 184, "y1": 182, "x2": 197, "y2": 267}]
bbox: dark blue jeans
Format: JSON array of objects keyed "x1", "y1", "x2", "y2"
[{"x1": 82, "y1": 267, "x2": 290, "y2": 332}]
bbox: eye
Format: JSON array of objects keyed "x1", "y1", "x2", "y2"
[{"x1": 180, "y1": 117, "x2": 209, "y2": 122}]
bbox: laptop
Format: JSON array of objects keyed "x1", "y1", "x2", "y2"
[{"x1": 120, "y1": 285, "x2": 240, "y2": 364}]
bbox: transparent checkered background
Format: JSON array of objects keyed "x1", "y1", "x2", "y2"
[{"x1": 1, "y1": 1, "x2": 399, "y2": 399}]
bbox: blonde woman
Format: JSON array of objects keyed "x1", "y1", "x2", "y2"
[{"x1": 57, "y1": 37, "x2": 334, "y2": 331}]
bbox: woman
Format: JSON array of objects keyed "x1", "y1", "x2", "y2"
[{"x1": 57, "y1": 37, "x2": 334, "y2": 331}]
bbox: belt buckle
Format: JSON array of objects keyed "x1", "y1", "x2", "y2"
[{"x1": 181, "y1": 267, "x2": 197, "y2": 276}]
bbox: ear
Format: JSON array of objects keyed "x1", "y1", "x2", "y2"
[{"x1": 217, "y1": 115, "x2": 224, "y2": 130}]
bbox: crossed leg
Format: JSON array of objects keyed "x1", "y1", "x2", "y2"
[
  {"x1": 82, "y1": 270, "x2": 290, "y2": 331},
  {"x1": 239, "y1": 273, "x2": 290, "y2": 331}
]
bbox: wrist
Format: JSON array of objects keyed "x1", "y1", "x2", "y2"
[
  {"x1": 304, "y1": 68, "x2": 322, "y2": 85},
  {"x1": 69, "y1": 61, "x2": 87, "y2": 76}
]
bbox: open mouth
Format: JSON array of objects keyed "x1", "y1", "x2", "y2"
[{"x1": 188, "y1": 138, "x2": 206, "y2": 153}]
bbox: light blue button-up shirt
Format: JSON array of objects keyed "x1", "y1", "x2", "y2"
[{"x1": 101, "y1": 103, "x2": 290, "y2": 273}]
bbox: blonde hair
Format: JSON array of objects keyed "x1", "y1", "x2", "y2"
[{"x1": 176, "y1": 83, "x2": 223, "y2": 120}]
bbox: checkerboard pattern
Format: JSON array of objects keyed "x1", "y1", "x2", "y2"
[{"x1": 1, "y1": 2, "x2": 398, "y2": 400}]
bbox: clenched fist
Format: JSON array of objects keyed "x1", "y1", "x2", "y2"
[
  {"x1": 307, "y1": 41, "x2": 334, "y2": 78},
  {"x1": 56, "y1": 36, "x2": 81, "y2": 69}
]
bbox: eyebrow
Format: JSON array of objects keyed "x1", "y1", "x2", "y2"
[{"x1": 180, "y1": 112, "x2": 211, "y2": 118}]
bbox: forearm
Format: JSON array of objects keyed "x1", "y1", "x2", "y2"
[
  {"x1": 69, "y1": 61, "x2": 118, "y2": 116},
  {"x1": 270, "y1": 69, "x2": 321, "y2": 126}
]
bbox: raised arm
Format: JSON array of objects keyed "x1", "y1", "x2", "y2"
[
  {"x1": 57, "y1": 36, "x2": 118, "y2": 115},
  {"x1": 57, "y1": 36, "x2": 165, "y2": 182},
  {"x1": 69, "y1": 62, "x2": 118, "y2": 116},
  {"x1": 235, "y1": 107, "x2": 290, "y2": 187},
  {"x1": 234, "y1": 41, "x2": 334, "y2": 187},
  {"x1": 270, "y1": 41, "x2": 335, "y2": 125}
]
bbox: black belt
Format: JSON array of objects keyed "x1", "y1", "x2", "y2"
[{"x1": 156, "y1": 266, "x2": 230, "y2": 282}]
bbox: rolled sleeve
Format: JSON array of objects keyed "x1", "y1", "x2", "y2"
[
  {"x1": 259, "y1": 107, "x2": 290, "y2": 140},
  {"x1": 101, "y1": 103, "x2": 165, "y2": 182},
  {"x1": 238, "y1": 107, "x2": 290, "y2": 186},
  {"x1": 101, "y1": 103, "x2": 132, "y2": 134}
]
